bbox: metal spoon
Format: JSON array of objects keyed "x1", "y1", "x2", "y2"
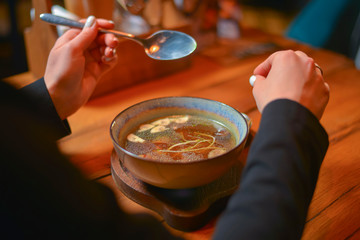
[{"x1": 39, "y1": 13, "x2": 197, "y2": 60}]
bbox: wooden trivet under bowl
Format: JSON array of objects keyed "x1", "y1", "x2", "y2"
[{"x1": 110, "y1": 150, "x2": 243, "y2": 232}]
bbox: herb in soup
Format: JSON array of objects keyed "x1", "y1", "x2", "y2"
[{"x1": 124, "y1": 115, "x2": 236, "y2": 162}]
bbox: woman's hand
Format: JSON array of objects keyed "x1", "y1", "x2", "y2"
[
  {"x1": 250, "y1": 50, "x2": 330, "y2": 120},
  {"x1": 44, "y1": 16, "x2": 119, "y2": 120}
]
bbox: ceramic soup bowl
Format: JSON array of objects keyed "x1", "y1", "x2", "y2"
[{"x1": 110, "y1": 97, "x2": 250, "y2": 189}]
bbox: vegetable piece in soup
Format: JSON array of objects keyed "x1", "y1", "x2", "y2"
[{"x1": 124, "y1": 115, "x2": 236, "y2": 162}]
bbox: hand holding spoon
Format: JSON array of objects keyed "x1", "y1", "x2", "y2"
[{"x1": 40, "y1": 13, "x2": 197, "y2": 60}]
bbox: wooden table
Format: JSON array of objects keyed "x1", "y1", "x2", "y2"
[{"x1": 9, "y1": 29, "x2": 360, "y2": 239}]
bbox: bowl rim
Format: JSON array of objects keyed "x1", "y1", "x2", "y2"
[{"x1": 109, "y1": 96, "x2": 249, "y2": 165}]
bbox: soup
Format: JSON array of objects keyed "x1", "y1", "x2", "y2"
[{"x1": 124, "y1": 115, "x2": 236, "y2": 162}]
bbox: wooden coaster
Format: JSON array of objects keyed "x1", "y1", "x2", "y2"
[{"x1": 110, "y1": 150, "x2": 244, "y2": 232}]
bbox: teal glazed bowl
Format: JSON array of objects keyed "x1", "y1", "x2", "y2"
[{"x1": 110, "y1": 97, "x2": 250, "y2": 189}]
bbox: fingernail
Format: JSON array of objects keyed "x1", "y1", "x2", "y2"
[
  {"x1": 102, "y1": 56, "x2": 115, "y2": 62},
  {"x1": 104, "y1": 47, "x2": 116, "y2": 57},
  {"x1": 108, "y1": 20, "x2": 114, "y2": 24},
  {"x1": 84, "y1": 15, "x2": 95, "y2": 28},
  {"x1": 249, "y1": 75, "x2": 256, "y2": 87}
]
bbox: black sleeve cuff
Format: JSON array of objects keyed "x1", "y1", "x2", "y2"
[
  {"x1": 252, "y1": 99, "x2": 329, "y2": 193},
  {"x1": 19, "y1": 78, "x2": 71, "y2": 139},
  {"x1": 261, "y1": 98, "x2": 329, "y2": 166}
]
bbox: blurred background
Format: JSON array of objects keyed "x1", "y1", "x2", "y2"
[
  {"x1": 0, "y1": 0, "x2": 61, "y2": 79},
  {"x1": 0, "y1": 0, "x2": 31, "y2": 79},
  {"x1": 1, "y1": 0, "x2": 359, "y2": 79}
]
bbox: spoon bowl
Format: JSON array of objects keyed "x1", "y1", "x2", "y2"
[
  {"x1": 40, "y1": 13, "x2": 197, "y2": 60},
  {"x1": 142, "y1": 30, "x2": 197, "y2": 60}
]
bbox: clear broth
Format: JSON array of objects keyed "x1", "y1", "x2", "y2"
[{"x1": 124, "y1": 115, "x2": 236, "y2": 162}]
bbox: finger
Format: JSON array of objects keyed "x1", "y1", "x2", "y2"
[
  {"x1": 89, "y1": 18, "x2": 118, "y2": 48},
  {"x1": 253, "y1": 58, "x2": 272, "y2": 77},
  {"x1": 295, "y1": 50, "x2": 318, "y2": 71},
  {"x1": 314, "y1": 63, "x2": 324, "y2": 76},
  {"x1": 251, "y1": 75, "x2": 267, "y2": 113},
  {"x1": 294, "y1": 50, "x2": 309, "y2": 58},
  {"x1": 96, "y1": 33, "x2": 119, "y2": 48},
  {"x1": 295, "y1": 50, "x2": 321, "y2": 75},
  {"x1": 249, "y1": 75, "x2": 256, "y2": 87},
  {"x1": 71, "y1": 16, "x2": 98, "y2": 51},
  {"x1": 104, "y1": 46, "x2": 117, "y2": 58},
  {"x1": 251, "y1": 74, "x2": 266, "y2": 88},
  {"x1": 79, "y1": 18, "x2": 114, "y2": 29},
  {"x1": 101, "y1": 54, "x2": 118, "y2": 68},
  {"x1": 88, "y1": 45, "x2": 116, "y2": 62},
  {"x1": 101, "y1": 49, "x2": 117, "y2": 63},
  {"x1": 295, "y1": 51, "x2": 323, "y2": 76},
  {"x1": 324, "y1": 82, "x2": 330, "y2": 93},
  {"x1": 96, "y1": 19, "x2": 115, "y2": 29},
  {"x1": 253, "y1": 51, "x2": 283, "y2": 77},
  {"x1": 104, "y1": 33, "x2": 119, "y2": 48},
  {"x1": 93, "y1": 45, "x2": 116, "y2": 61}
]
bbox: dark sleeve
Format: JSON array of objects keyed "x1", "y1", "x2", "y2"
[
  {"x1": 19, "y1": 78, "x2": 71, "y2": 139},
  {"x1": 213, "y1": 99, "x2": 329, "y2": 240},
  {"x1": 0, "y1": 81, "x2": 182, "y2": 239}
]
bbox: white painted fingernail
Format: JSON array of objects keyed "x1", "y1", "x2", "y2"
[
  {"x1": 84, "y1": 16, "x2": 95, "y2": 28},
  {"x1": 112, "y1": 48, "x2": 117, "y2": 55},
  {"x1": 102, "y1": 56, "x2": 115, "y2": 62},
  {"x1": 249, "y1": 75, "x2": 256, "y2": 87},
  {"x1": 108, "y1": 20, "x2": 114, "y2": 24}
]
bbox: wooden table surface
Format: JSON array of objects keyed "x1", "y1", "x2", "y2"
[{"x1": 11, "y1": 30, "x2": 360, "y2": 239}]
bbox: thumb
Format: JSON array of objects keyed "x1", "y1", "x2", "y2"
[
  {"x1": 250, "y1": 74, "x2": 267, "y2": 113},
  {"x1": 253, "y1": 51, "x2": 280, "y2": 77},
  {"x1": 71, "y1": 16, "x2": 98, "y2": 51},
  {"x1": 249, "y1": 74, "x2": 265, "y2": 88}
]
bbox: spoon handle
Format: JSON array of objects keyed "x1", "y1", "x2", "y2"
[
  {"x1": 39, "y1": 13, "x2": 138, "y2": 40},
  {"x1": 40, "y1": 13, "x2": 84, "y2": 28}
]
